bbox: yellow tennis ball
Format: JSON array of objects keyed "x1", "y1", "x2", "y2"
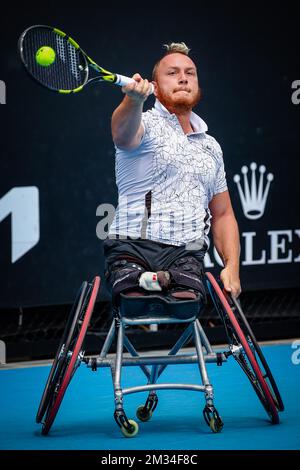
[{"x1": 35, "y1": 46, "x2": 56, "y2": 67}]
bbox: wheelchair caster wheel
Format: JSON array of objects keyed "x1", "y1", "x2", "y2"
[
  {"x1": 121, "y1": 419, "x2": 139, "y2": 438},
  {"x1": 203, "y1": 405, "x2": 223, "y2": 433},
  {"x1": 209, "y1": 416, "x2": 223, "y2": 433},
  {"x1": 136, "y1": 405, "x2": 153, "y2": 422}
]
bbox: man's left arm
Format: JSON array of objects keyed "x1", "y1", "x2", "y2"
[{"x1": 209, "y1": 190, "x2": 241, "y2": 298}]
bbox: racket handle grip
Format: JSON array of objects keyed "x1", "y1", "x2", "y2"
[{"x1": 114, "y1": 74, "x2": 154, "y2": 95}]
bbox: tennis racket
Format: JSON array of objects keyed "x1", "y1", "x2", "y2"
[{"x1": 18, "y1": 25, "x2": 154, "y2": 95}]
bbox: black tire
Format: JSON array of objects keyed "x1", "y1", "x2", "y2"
[
  {"x1": 36, "y1": 276, "x2": 100, "y2": 434},
  {"x1": 229, "y1": 294, "x2": 284, "y2": 412},
  {"x1": 36, "y1": 281, "x2": 88, "y2": 423},
  {"x1": 206, "y1": 272, "x2": 281, "y2": 424}
]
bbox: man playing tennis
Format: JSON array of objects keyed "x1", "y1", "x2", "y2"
[{"x1": 103, "y1": 42, "x2": 241, "y2": 306}]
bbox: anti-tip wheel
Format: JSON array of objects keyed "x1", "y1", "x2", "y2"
[{"x1": 121, "y1": 419, "x2": 139, "y2": 438}]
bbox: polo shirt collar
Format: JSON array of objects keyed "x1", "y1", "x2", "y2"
[{"x1": 154, "y1": 99, "x2": 208, "y2": 134}]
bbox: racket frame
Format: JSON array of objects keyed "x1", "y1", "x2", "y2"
[{"x1": 19, "y1": 25, "x2": 138, "y2": 94}]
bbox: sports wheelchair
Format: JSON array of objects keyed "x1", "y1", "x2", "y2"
[{"x1": 36, "y1": 272, "x2": 284, "y2": 437}]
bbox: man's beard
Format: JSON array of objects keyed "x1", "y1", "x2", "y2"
[{"x1": 156, "y1": 87, "x2": 202, "y2": 114}]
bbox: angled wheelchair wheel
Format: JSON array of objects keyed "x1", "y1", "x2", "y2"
[
  {"x1": 37, "y1": 276, "x2": 100, "y2": 435},
  {"x1": 36, "y1": 282, "x2": 88, "y2": 423},
  {"x1": 205, "y1": 272, "x2": 281, "y2": 424},
  {"x1": 229, "y1": 294, "x2": 284, "y2": 412}
]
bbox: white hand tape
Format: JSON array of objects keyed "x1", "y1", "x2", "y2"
[{"x1": 139, "y1": 272, "x2": 162, "y2": 291}]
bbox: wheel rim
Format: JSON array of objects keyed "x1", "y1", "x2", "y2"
[
  {"x1": 230, "y1": 295, "x2": 284, "y2": 412},
  {"x1": 36, "y1": 282, "x2": 88, "y2": 423},
  {"x1": 41, "y1": 276, "x2": 100, "y2": 434},
  {"x1": 206, "y1": 272, "x2": 279, "y2": 424}
]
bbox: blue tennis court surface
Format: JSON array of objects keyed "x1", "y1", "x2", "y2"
[{"x1": 0, "y1": 342, "x2": 299, "y2": 450}]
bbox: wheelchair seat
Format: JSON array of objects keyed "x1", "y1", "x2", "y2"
[{"x1": 119, "y1": 292, "x2": 203, "y2": 322}]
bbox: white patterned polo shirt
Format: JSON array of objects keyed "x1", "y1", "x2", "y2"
[{"x1": 108, "y1": 99, "x2": 228, "y2": 248}]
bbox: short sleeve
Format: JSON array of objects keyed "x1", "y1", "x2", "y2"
[
  {"x1": 114, "y1": 111, "x2": 154, "y2": 158},
  {"x1": 212, "y1": 142, "x2": 228, "y2": 196}
]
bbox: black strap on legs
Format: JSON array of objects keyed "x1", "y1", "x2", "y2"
[
  {"x1": 105, "y1": 259, "x2": 146, "y2": 306},
  {"x1": 168, "y1": 256, "x2": 206, "y2": 301}
]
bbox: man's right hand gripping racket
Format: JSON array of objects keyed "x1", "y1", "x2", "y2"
[{"x1": 18, "y1": 25, "x2": 154, "y2": 95}]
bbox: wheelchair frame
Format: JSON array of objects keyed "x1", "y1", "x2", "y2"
[{"x1": 36, "y1": 272, "x2": 284, "y2": 437}]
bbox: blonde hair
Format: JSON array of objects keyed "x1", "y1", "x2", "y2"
[
  {"x1": 152, "y1": 42, "x2": 191, "y2": 80},
  {"x1": 162, "y1": 42, "x2": 191, "y2": 55}
]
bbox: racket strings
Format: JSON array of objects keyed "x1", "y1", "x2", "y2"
[{"x1": 21, "y1": 27, "x2": 87, "y2": 91}]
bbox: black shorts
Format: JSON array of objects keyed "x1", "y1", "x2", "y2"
[
  {"x1": 103, "y1": 237, "x2": 206, "y2": 271},
  {"x1": 102, "y1": 237, "x2": 207, "y2": 305}
]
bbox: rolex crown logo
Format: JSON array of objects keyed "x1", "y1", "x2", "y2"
[{"x1": 233, "y1": 162, "x2": 274, "y2": 220}]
